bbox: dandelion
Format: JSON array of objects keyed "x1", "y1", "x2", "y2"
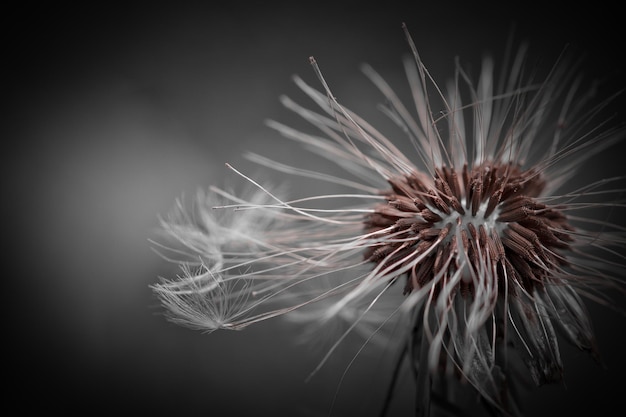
[{"x1": 152, "y1": 24, "x2": 625, "y2": 416}]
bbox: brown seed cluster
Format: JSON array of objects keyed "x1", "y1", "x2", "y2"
[{"x1": 364, "y1": 163, "x2": 574, "y2": 295}]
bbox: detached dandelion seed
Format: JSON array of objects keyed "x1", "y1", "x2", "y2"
[{"x1": 152, "y1": 24, "x2": 625, "y2": 416}]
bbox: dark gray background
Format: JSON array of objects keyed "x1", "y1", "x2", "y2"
[{"x1": 4, "y1": 1, "x2": 625, "y2": 416}]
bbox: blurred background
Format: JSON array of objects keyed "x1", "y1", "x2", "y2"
[{"x1": 4, "y1": 1, "x2": 625, "y2": 415}]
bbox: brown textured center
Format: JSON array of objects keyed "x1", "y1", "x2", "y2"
[{"x1": 364, "y1": 163, "x2": 573, "y2": 295}]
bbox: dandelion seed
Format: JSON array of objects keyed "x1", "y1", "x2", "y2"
[
  {"x1": 152, "y1": 264, "x2": 253, "y2": 332},
  {"x1": 153, "y1": 25, "x2": 625, "y2": 417}
]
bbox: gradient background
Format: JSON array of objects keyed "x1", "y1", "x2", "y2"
[{"x1": 4, "y1": 2, "x2": 626, "y2": 416}]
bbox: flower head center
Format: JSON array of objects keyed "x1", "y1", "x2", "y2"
[{"x1": 364, "y1": 162, "x2": 573, "y2": 295}]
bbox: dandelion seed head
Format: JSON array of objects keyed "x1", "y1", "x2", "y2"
[{"x1": 152, "y1": 26, "x2": 626, "y2": 416}]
